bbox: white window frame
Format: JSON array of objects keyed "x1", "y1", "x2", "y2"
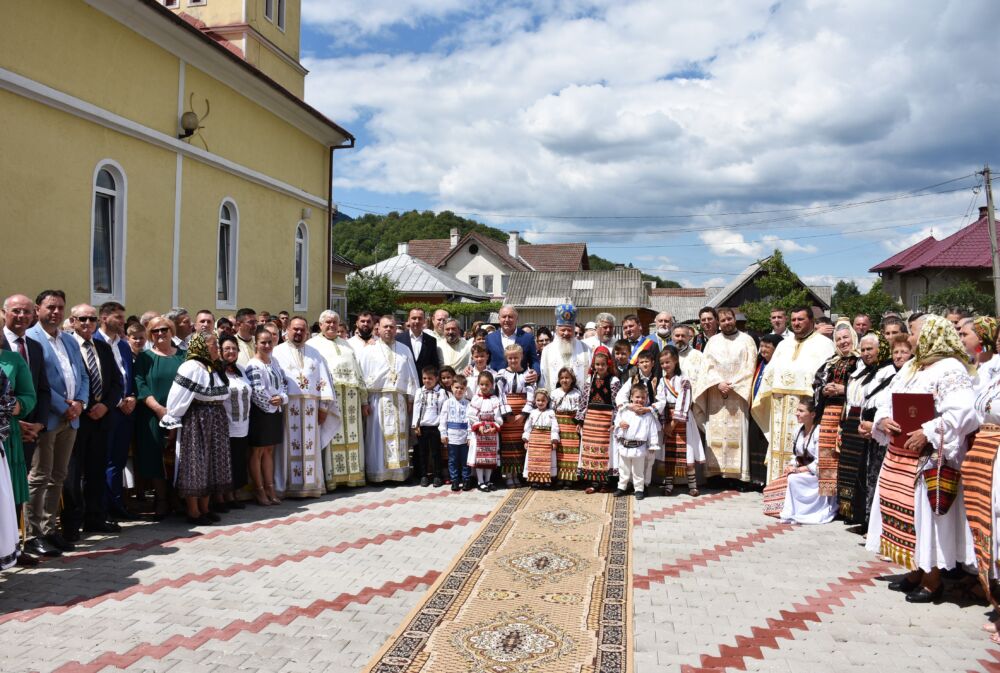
[
  {"x1": 264, "y1": 0, "x2": 274, "y2": 22},
  {"x1": 216, "y1": 198, "x2": 239, "y2": 310},
  {"x1": 90, "y1": 160, "x2": 127, "y2": 305},
  {"x1": 293, "y1": 222, "x2": 309, "y2": 311},
  {"x1": 501, "y1": 274, "x2": 509, "y2": 294},
  {"x1": 277, "y1": 0, "x2": 286, "y2": 30}
]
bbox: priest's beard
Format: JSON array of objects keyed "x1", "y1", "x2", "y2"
[
  {"x1": 554, "y1": 334, "x2": 574, "y2": 365},
  {"x1": 358, "y1": 328, "x2": 373, "y2": 341}
]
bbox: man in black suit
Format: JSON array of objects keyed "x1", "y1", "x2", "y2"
[
  {"x1": 2, "y1": 293, "x2": 51, "y2": 565},
  {"x1": 63, "y1": 303, "x2": 123, "y2": 538},
  {"x1": 396, "y1": 307, "x2": 441, "y2": 374}
]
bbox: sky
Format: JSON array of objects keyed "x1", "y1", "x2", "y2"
[{"x1": 298, "y1": 0, "x2": 999, "y2": 291}]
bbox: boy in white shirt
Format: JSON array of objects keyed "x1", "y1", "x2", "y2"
[
  {"x1": 438, "y1": 375, "x2": 472, "y2": 491},
  {"x1": 614, "y1": 386, "x2": 661, "y2": 500},
  {"x1": 412, "y1": 366, "x2": 449, "y2": 487}
]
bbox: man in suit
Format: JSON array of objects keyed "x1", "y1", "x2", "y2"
[
  {"x1": 486, "y1": 305, "x2": 539, "y2": 382},
  {"x1": 63, "y1": 303, "x2": 123, "y2": 537},
  {"x1": 26, "y1": 290, "x2": 89, "y2": 557},
  {"x1": 94, "y1": 300, "x2": 137, "y2": 520},
  {"x1": 2, "y1": 293, "x2": 51, "y2": 566},
  {"x1": 396, "y1": 308, "x2": 441, "y2": 374}
]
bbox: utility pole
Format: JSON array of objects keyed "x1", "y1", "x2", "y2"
[{"x1": 984, "y1": 164, "x2": 1000, "y2": 317}]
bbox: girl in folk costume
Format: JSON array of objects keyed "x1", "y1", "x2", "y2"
[
  {"x1": 496, "y1": 344, "x2": 535, "y2": 487},
  {"x1": 467, "y1": 371, "x2": 505, "y2": 491},
  {"x1": 522, "y1": 388, "x2": 559, "y2": 487},
  {"x1": 551, "y1": 367, "x2": 585, "y2": 485},
  {"x1": 777, "y1": 398, "x2": 836, "y2": 524},
  {"x1": 658, "y1": 346, "x2": 705, "y2": 496},
  {"x1": 812, "y1": 319, "x2": 858, "y2": 518},
  {"x1": 578, "y1": 347, "x2": 621, "y2": 494},
  {"x1": 871, "y1": 314, "x2": 977, "y2": 604}
]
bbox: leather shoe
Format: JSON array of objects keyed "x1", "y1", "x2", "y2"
[
  {"x1": 108, "y1": 507, "x2": 139, "y2": 521},
  {"x1": 888, "y1": 576, "x2": 920, "y2": 593},
  {"x1": 46, "y1": 533, "x2": 75, "y2": 552},
  {"x1": 25, "y1": 537, "x2": 61, "y2": 557},
  {"x1": 16, "y1": 551, "x2": 40, "y2": 567},
  {"x1": 83, "y1": 520, "x2": 122, "y2": 533},
  {"x1": 613, "y1": 489, "x2": 627, "y2": 497},
  {"x1": 905, "y1": 585, "x2": 944, "y2": 604},
  {"x1": 635, "y1": 491, "x2": 645, "y2": 500},
  {"x1": 61, "y1": 529, "x2": 81, "y2": 543}
]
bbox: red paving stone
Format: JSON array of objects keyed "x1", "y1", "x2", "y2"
[{"x1": 632, "y1": 490, "x2": 740, "y2": 526}]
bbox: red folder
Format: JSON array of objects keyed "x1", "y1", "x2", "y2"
[{"x1": 890, "y1": 392, "x2": 935, "y2": 451}]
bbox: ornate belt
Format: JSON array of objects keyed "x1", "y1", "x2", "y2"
[{"x1": 621, "y1": 439, "x2": 646, "y2": 448}]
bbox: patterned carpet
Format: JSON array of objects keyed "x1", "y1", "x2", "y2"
[{"x1": 363, "y1": 488, "x2": 633, "y2": 672}]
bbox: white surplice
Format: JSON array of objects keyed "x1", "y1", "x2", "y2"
[
  {"x1": 540, "y1": 338, "x2": 591, "y2": 390},
  {"x1": 308, "y1": 335, "x2": 368, "y2": 488},
  {"x1": 359, "y1": 340, "x2": 419, "y2": 483}
]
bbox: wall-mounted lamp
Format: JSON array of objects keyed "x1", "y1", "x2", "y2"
[{"x1": 179, "y1": 93, "x2": 211, "y2": 140}]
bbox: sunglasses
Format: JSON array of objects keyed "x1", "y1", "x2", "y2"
[
  {"x1": 74, "y1": 316, "x2": 98, "y2": 323},
  {"x1": 151, "y1": 327, "x2": 170, "y2": 334}
]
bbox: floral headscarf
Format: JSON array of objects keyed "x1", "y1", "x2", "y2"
[
  {"x1": 827, "y1": 319, "x2": 860, "y2": 363},
  {"x1": 973, "y1": 316, "x2": 998, "y2": 355},
  {"x1": 912, "y1": 314, "x2": 973, "y2": 372},
  {"x1": 184, "y1": 331, "x2": 227, "y2": 382},
  {"x1": 873, "y1": 330, "x2": 892, "y2": 366}
]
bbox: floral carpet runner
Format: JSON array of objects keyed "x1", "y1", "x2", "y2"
[{"x1": 363, "y1": 488, "x2": 633, "y2": 672}]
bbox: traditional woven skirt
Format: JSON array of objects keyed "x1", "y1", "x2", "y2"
[
  {"x1": 499, "y1": 393, "x2": 528, "y2": 477},
  {"x1": 878, "y1": 443, "x2": 921, "y2": 569},
  {"x1": 762, "y1": 475, "x2": 788, "y2": 518},
  {"x1": 578, "y1": 404, "x2": 614, "y2": 481},
  {"x1": 817, "y1": 403, "x2": 842, "y2": 498},
  {"x1": 471, "y1": 416, "x2": 499, "y2": 468},
  {"x1": 555, "y1": 410, "x2": 581, "y2": 482},
  {"x1": 176, "y1": 401, "x2": 233, "y2": 498},
  {"x1": 864, "y1": 439, "x2": 887, "y2": 525},
  {"x1": 526, "y1": 425, "x2": 555, "y2": 484},
  {"x1": 961, "y1": 427, "x2": 1000, "y2": 606},
  {"x1": 837, "y1": 412, "x2": 866, "y2": 523},
  {"x1": 662, "y1": 419, "x2": 689, "y2": 484}
]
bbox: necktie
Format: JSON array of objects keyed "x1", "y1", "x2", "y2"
[
  {"x1": 85, "y1": 341, "x2": 103, "y2": 402},
  {"x1": 15, "y1": 337, "x2": 27, "y2": 363}
]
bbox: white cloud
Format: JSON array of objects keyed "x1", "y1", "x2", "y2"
[{"x1": 697, "y1": 231, "x2": 817, "y2": 258}]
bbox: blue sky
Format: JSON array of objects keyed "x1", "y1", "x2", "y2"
[{"x1": 299, "y1": 0, "x2": 999, "y2": 290}]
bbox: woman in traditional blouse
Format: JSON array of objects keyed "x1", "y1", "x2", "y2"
[
  {"x1": 779, "y1": 398, "x2": 836, "y2": 524},
  {"x1": 244, "y1": 325, "x2": 288, "y2": 506},
  {"x1": 160, "y1": 332, "x2": 233, "y2": 526},
  {"x1": 133, "y1": 316, "x2": 185, "y2": 518},
  {"x1": 219, "y1": 335, "x2": 251, "y2": 511},
  {"x1": 813, "y1": 320, "x2": 858, "y2": 520}
]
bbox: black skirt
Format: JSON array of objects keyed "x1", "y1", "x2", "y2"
[
  {"x1": 229, "y1": 435, "x2": 250, "y2": 489},
  {"x1": 248, "y1": 406, "x2": 283, "y2": 446}
]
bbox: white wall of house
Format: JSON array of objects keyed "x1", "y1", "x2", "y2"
[
  {"x1": 439, "y1": 244, "x2": 513, "y2": 299},
  {"x1": 881, "y1": 269, "x2": 989, "y2": 310}
]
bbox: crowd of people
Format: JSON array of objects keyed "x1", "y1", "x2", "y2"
[{"x1": 1, "y1": 292, "x2": 1000, "y2": 642}]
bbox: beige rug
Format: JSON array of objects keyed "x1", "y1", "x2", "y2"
[{"x1": 363, "y1": 488, "x2": 633, "y2": 673}]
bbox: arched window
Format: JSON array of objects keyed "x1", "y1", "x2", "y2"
[
  {"x1": 293, "y1": 222, "x2": 308, "y2": 310},
  {"x1": 91, "y1": 162, "x2": 127, "y2": 303},
  {"x1": 217, "y1": 200, "x2": 239, "y2": 308}
]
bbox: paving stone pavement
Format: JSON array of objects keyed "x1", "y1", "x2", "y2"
[{"x1": 1, "y1": 485, "x2": 997, "y2": 672}]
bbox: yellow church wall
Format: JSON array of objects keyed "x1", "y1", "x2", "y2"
[
  {"x1": 0, "y1": 90, "x2": 176, "y2": 310},
  {"x1": 246, "y1": 0, "x2": 301, "y2": 61},
  {"x1": 176, "y1": 0, "x2": 244, "y2": 26},
  {"x1": 1, "y1": 0, "x2": 180, "y2": 137},
  {"x1": 244, "y1": 34, "x2": 306, "y2": 98}
]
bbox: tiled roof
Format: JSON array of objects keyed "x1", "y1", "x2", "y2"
[
  {"x1": 330, "y1": 252, "x2": 358, "y2": 270},
  {"x1": 870, "y1": 211, "x2": 992, "y2": 273},
  {"x1": 407, "y1": 233, "x2": 588, "y2": 273},
  {"x1": 869, "y1": 236, "x2": 937, "y2": 272},
  {"x1": 356, "y1": 254, "x2": 489, "y2": 299},
  {"x1": 519, "y1": 243, "x2": 589, "y2": 272},
  {"x1": 505, "y1": 269, "x2": 649, "y2": 308},
  {"x1": 407, "y1": 239, "x2": 452, "y2": 266}
]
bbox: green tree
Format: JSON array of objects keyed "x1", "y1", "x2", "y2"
[
  {"x1": 347, "y1": 272, "x2": 401, "y2": 317},
  {"x1": 739, "y1": 251, "x2": 810, "y2": 332},
  {"x1": 831, "y1": 280, "x2": 861, "y2": 312},
  {"x1": 925, "y1": 280, "x2": 995, "y2": 316},
  {"x1": 836, "y1": 280, "x2": 903, "y2": 326}
]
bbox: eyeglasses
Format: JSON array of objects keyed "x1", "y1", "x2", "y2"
[
  {"x1": 74, "y1": 316, "x2": 98, "y2": 323},
  {"x1": 151, "y1": 327, "x2": 170, "y2": 334}
]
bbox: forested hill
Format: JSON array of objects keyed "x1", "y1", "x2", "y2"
[{"x1": 333, "y1": 210, "x2": 679, "y2": 288}]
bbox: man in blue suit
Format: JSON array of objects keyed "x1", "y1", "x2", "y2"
[
  {"x1": 94, "y1": 300, "x2": 137, "y2": 520},
  {"x1": 26, "y1": 290, "x2": 88, "y2": 557},
  {"x1": 486, "y1": 306, "x2": 539, "y2": 382}
]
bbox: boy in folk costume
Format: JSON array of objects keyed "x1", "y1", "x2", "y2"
[
  {"x1": 411, "y1": 366, "x2": 449, "y2": 487},
  {"x1": 467, "y1": 371, "x2": 505, "y2": 491},
  {"x1": 439, "y1": 374, "x2": 472, "y2": 491},
  {"x1": 437, "y1": 365, "x2": 457, "y2": 481},
  {"x1": 578, "y1": 346, "x2": 621, "y2": 493},
  {"x1": 658, "y1": 346, "x2": 705, "y2": 496},
  {"x1": 522, "y1": 388, "x2": 559, "y2": 487},
  {"x1": 614, "y1": 386, "x2": 662, "y2": 500},
  {"x1": 496, "y1": 344, "x2": 535, "y2": 487},
  {"x1": 615, "y1": 349, "x2": 665, "y2": 489}
]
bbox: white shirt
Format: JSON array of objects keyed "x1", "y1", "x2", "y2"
[
  {"x1": 500, "y1": 330, "x2": 516, "y2": 349},
  {"x1": 43, "y1": 328, "x2": 76, "y2": 401},
  {"x1": 98, "y1": 328, "x2": 127, "y2": 380},
  {"x1": 73, "y1": 332, "x2": 102, "y2": 396},
  {"x1": 409, "y1": 330, "x2": 424, "y2": 361},
  {"x1": 771, "y1": 329, "x2": 793, "y2": 340},
  {"x1": 3, "y1": 327, "x2": 29, "y2": 365},
  {"x1": 412, "y1": 385, "x2": 448, "y2": 428}
]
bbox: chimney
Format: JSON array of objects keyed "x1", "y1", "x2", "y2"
[
  {"x1": 981, "y1": 206, "x2": 990, "y2": 220},
  {"x1": 508, "y1": 231, "x2": 519, "y2": 258},
  {"x1": 450, "y1": 228, "x2": 460, "y2": 249},
  {"x1": 397, "y1": 242, "x2": 409, "y2": 255}
]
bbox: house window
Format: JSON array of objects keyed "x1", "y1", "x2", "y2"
[
  {"x1": 162, "y1": 0, "x2": 179, "y2": 7},
  {"x1": 91, "y1": 162, "x2": 126, "y2": 303},
  {"x1": 483, "y1": 275, "x2": 494, "y2": 295},
  {"x1": 330, "y1": 295, "x2": 347, "y2": 323},
  {"x1": 294, "y1": 222, "x2": 308, "y2": 309},
  {"x1": 277, "y1": 0, "x2": 286, "y2": 29},
  {"x1": 188, "y1": 0, "x2": 207, "y2": 6},
  {"x1": 264, "y1": 0, "x2": 273, "y2": 21},
  {"x1": 469, "y1": 275, "x2": 479, "y2": 289},
  {"x1": 501, "y1": 274, "x2": 509, "y2": 293},
  {"x1": 911, "y1": 293, "x2": 926, "y2": 311},
  {"x1": 217, "y1": 201, "x2": 238, "y2": 307}
]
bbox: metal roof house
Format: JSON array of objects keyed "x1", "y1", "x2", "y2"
[
  {"x1": 504, "y1": 268, "x2": 654, "y2": 328},
  {"x1": 355, "y1": 243, "x2": 489, "y2": 306}
]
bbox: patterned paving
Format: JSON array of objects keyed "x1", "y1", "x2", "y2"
[{"x1": 0, "y1": 485, "x2": 996, "y2": 672}]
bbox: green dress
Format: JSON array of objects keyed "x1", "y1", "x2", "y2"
[
  {"x1": 134, "y1": 349, "x2": 185, "y2": 480},
  {"x1": 0, "y1": 351, "x2": 37, "y2": 504}
]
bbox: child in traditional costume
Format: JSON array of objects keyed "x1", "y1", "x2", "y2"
[
  {"x1": 439, "y1": 375, "x2": 472, "y2": 491},
  {"x1": 658, "y1": 346, "x2": 704, "y2": 496},
  {"x1": 614, "y1": 386, "x2": 661, "y2": 500},
  {"x1": 578, "y1": 347, "x2": 620, "y2": 493},
  {"x1": 467, "y1": 371, "x2": 505, "y2": 491},
  {"x1": 522, "y1": 389, "x2": 558, "y2": 487},
  {"x1": 411, "y1": 366, "x2": 448, "y2": 487},
  {"x1": 496, "y1": 344, "x2": 535, "y2": 487},
  {"x1": 551, "y1": 367, "x2": 584, "y2": 486}
]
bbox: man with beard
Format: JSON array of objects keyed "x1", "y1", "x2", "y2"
[
  {"x1": 651, "y1": 312, "x2": 674, "y2": 349},
  {"x1": 348, "y1": 311, "x2": 376, "y2": 352},
  {"x1": 308, "y1": 311, "x2": 368, "y2": 489},
  {"x1": 752, "y1": 306, "x2": 835, "y2": 483},
  {"x1": 359, "y1": 316, "x2": 420, "y2": 483},
  {"x1": 540, "y1": 303, "x2": 591, "y2": 389},
  {"x1": 437, "y1": 318, "x2": 472, "y2": 371},
  {"x1": 620, "y1": 314, "x2": 658, "y2": 379},
  {"x1": 486, "y1": 305, "x2": 538, "y2": 382},
  {"x1": 272, "y1": 317, "x2": 341, "y2": 498},
  {"x1": 693, "y1": 307, "x2": 719, "y2": 352},
  {"x1": 693, "y1": 307, "x2": 757, "y2": 484},
  {"x1": 582, "y1": 313, "x2": 616, "y2": 351}
]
